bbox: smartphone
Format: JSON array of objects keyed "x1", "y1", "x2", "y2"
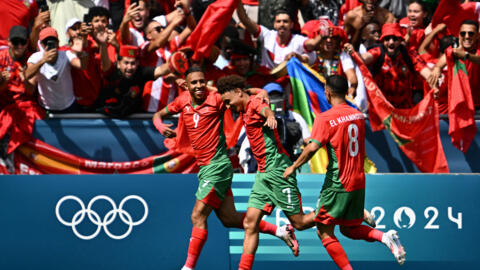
[
  {"x1": 37, "y1": 0, "x2": 48, "y2": 12},
  {"x1": 46, "y1": 40, "x2": 56, "y2": 51},
  {"x1": 131, "y1": 0, "x2": 139, "y2": 5},
  {"x1": 83, "y1": 14, "x2": 91, "y2": 25}
]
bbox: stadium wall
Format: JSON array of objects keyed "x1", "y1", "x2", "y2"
[
  {"x1": 0, "y1": 174, "x2": 477, "y2": 269},
  {"x1": 32, "y1": 118, "x2": 480, "y2": 172}
]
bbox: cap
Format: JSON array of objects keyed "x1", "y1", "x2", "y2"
[
  {"x1": 152, "y1": 15, "x2": 168, "y2": 27},
  {"x1": 9, "y1": 26, "x2": 28, "y2": 40},
  {"x1": 263, "y1": 82, "x2": 283, "y2": 94},
  {"x1": 301, "y1": 17, "x2": 333, "y2": 39},
  {"x1": 65, "y1": 18, "x2": 81, "y2": 33},
  {"x1": 119, "y1": 45, "x2": 139, "y2": 58},
  {"x1": 380, "y1": 23, "x2": 403, "y2": 41},
  {"x1": 39, "y1": 27, "x2": 59, "y2": 41}
]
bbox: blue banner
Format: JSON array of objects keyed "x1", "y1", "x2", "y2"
[{"x1": 1, "y1": 174, "x2": 477, "y2": 270}]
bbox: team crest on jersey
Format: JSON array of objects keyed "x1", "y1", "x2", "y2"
[{"x1": 185, "y1": 105, "x2": 190, "y2": 112}]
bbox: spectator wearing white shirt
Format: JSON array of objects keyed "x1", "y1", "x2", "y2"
[
  {"x1": 25, "y1": 27, "x2": 86, "y2": 113},
  {"x1": 236, "y1": 1, "x2": 315, "y2": 69}
]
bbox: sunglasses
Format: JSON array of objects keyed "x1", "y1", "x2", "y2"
[
  {"x1": 384, "y1": 36, "x2": 399, "y2": 42},
  {"x1": 460, "y1": 31, "x2": 475, "y2": 37},
  {"x1": 11, "y1": 38, "x2": 27, "y2": 46}
]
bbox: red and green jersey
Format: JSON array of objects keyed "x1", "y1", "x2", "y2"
[
  {"x1": 167, "y1": 90, "x2": 228, "y2": 166},
  {"x1": 243, "y1": 97, "x2": 289, "y2": 172},
  {"x1": 311, "y1": 103, "x2": 365, "y2": 192}
]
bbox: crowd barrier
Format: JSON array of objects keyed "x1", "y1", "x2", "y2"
[
  {"x1": 32, "y1": 117, "x2": 480, "y2": 172},
  {"x1": 0, "y1": 174, "x2": 477, "y2": 269}
]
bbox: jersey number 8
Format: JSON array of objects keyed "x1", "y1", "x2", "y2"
[{"x1": 348, "y1": 123, "x2": 359, "y2": 157}]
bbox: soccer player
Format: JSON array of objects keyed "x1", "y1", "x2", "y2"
[
  {"x1": 152, "y1": 67, "x2": 297, "y2": 270},
  {"x1": 283, "y1": 75, "x2": 406, "y2": 269},
  {"x1": 216, "y1": 75, "x2": 317, "y2": 270}
]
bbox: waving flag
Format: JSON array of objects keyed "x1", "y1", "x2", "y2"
[
  {"x1": 184, "y1": 0, "x2": 239, "y2": 61},
  {"x1": 352, "y1": 52, "x2": 449, "y2": 173},
  {"x1": 14, "y1": 139, "x2": 198, "y2": 174},
  {"x1": 446, "y1": 48, "x2": 477, "y2": 153},
  {"x1": 431, "y1": 0, "x2": 480, "y2": 36},
  {"x1": 287, "y1": 57, "x2": 376, "y2": 173}
]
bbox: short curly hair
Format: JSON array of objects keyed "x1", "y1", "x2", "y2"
[{"x1": 216, "y1": 75, "x2": 247, "y2": 94}]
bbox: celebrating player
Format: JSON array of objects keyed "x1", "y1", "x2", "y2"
[
  {"x1": 216, "y1": 75, "x2": 318, "y2": 270},
  {"x1": 152, "y1": 67, "x2": 297, "y2": 270},
  {"x1": 283, "y1": 75, "x2": 406, "y2": 269}
]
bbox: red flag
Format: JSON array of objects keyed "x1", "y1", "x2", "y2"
[
  {"x1": 431, "y1": 1, "x2": 480, "y2": 36},
  {"x1": 223, "y1": 108, "x2": 243, "y2": 148},
  {"x1": 0, "y1": 100, "x2": 45, "y2": 154},
  {"x1": 445, "y1": 48, "x2": 477, "y2": 153},
  {"x1": 352, "y1": 52, "x2": 449, "y2": 173},
  {"x1": 184, "y1": 0, "x2": 239, "y2": 61}
]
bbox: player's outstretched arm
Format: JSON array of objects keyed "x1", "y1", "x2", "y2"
[
  {"x1": 283, "y1": 141, "x2": 320, "y2": 179},
  {"x1": 261, "y1": 107, "x2": 277, "y2": 130},
  {"x1": 152, "y1": 108, "x2": 176, "y2": 138}
]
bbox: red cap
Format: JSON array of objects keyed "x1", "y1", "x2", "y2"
[
  {"x1": 380, "y1": 23, "x2": 404, "y2": 41},
  {"x1": 119, "y1": 45, "x2": 139, "y2": 58},
  {"x1": 301, "y1": 18, "x2": 333, "y2": 39},
  {"x1": 39, "y1": 27, "x2": 58, "y2": 41}
]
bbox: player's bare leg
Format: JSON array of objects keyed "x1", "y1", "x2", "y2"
[
  {"x1": 317, "y1": 223, "x2": 353, "y2": 270},
  {"x1": 363, "y1": 209, "x2": 376, "y2": 227},
  {"x1": 238, "y1": 207, "x2": 263, "y2": 270},
  {"x1": 181, "y1": 200, "x2": 214, "y2": 270},
  {"x1": 287, "y1": 211, "x2": 316, "y2": 231},
  {"x1": 215, "y1": 194, "x2": 299, "y2": 256}
]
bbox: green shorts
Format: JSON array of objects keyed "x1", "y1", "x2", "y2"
[
  {"x1": 314, "y1": 187, "x2": 365, "y2": 226},
  {"x1": 248, "y1": 167, "x2": 302, "y2": 216},
  {"x1": 196, "y1": 161, "x2": 234, "y2": 208}
]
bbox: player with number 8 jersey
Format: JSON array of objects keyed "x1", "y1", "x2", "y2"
[{"x1": 284, "y1": 75, "x2": 406, "y2": 269}]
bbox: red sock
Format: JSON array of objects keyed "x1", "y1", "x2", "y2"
[
  {"x1": 321, "y1": 236, "x2": 352, "y2": 270},
  {"x1": 184, "y1": 227, "x2": 208, "y2": 269},
  {"x1": 238, "y1": 253, "x2": 255, "y2": 270},
  {"x1": 239, "y1": 213, "x2": 277, "y2": 236},
  {"x1": 343, "y1": 225, "x2": 383, "y2": 242}
]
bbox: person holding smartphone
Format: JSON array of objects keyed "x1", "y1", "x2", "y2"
[{"x1": 25, "y1": 27, "x2": 86, "y2": 114}]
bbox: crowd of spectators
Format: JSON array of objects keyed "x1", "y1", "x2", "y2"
[{"x1": 1, "y1": 0, "x2": 479, "y2": 170}]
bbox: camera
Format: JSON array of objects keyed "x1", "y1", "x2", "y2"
[
  {"x1": 37, "y1": 0, "x2": 49, "y2": 12},
  {"x1": 131, "y1": 0, "x2": 139, "y2": 5}
]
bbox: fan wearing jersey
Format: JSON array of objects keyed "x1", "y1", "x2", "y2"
[
  {"x1": 217, "y1": 75, "x2": 317, "y2": 270},
  {"x1": 283, "y1": 75, "x2": 406, "y2": 269},
  {"x1": 152, "y1": 67, "x2": 298, "y2": 270}
]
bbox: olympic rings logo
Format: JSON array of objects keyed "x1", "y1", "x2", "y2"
[{"x1": 55, "y1": 195, "x2": 148, "y2": 240}]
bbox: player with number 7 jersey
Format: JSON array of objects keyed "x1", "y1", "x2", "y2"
[{"x1": 284, "y1": 75, "x2": 406, "y2": 269}]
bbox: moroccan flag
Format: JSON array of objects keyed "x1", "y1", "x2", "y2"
[
  {"x1": 184, "y1": 0, "x2": 239, "y2": 61},
  {"x1": 223, "y1": 108, "x2": 244, "y2": 148},
  {"x1": 352, "y1": 52, "x2": 449, "y2": 173},
  {"x1": 431, "y1": 0, "x2": 480, "y2": 36},
  {"x1": 14, "y1": 138, "x2": 198, "y2": 174},
  {"x1": 286, "y1": 57, "x2": 376, "y2": 174},
  {"x1": 446, "y1": 48, "x2": 477, "y2": 153}
]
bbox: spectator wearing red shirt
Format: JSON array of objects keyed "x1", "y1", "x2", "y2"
[
  {"x1": 399, "y1": 0, "x2": 429, "y2": 52},
  {"x1": 0, "y1": 26, "x2": 35, "y2": 108},
  {"x1": 359, "y1": 23, "x2": 432, "y2": 108},
  {"x1": 85, "y1": 6, "x2": 119, "y2": 64},
  {"x1": 429, "y1": 20, "x2": 480, "y2": 110}
]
